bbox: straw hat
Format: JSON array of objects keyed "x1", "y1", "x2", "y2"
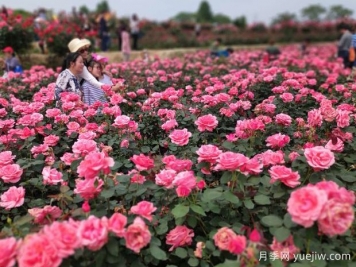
[{"x1": 67, "y1": 38, "x2": 91, "y2": 53}]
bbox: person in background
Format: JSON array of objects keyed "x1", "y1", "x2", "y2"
[
  {"x1": 265, "y1": 40, "x2": 281, "y2": 59},
  {"x1": 116, "y1": 20, "x2": 124, "y2": 50},
  {"x1": 67, "y1": 38, "x2": 121, "y2": 91},
  {"x1": 99, "y1": 11, "x2": 109, "y2": 51},
  {"x1": 337, "y1": 22, "x2": 352, "y2": 69},
  {"x1": 195, "y1": 22, "x2": 201, "y2": 38},
  {"x1": 347, "y1": 26, "x2": 356, "y2": 81},
  {"x1": 55, "y1": 52, "x2": 84, "y2": 106},
  {"x1": 82, "y1": 58, "x2": 108, "y2": 106},
  {"x1": 0, "y1": 46, "x2": 23, "y2": 78},
  {"x1": 210, "y1": 38, "x2": 222, "y2": 57},
  {"x1": 121, "y1": 23, "x2": 131, "y2": 62},
  {"x1": 130, "y1": 14, "x2": 140, "y2": 50},
  {"x1": 300, "y1": 38, "x2": 311, "y2": 56}
]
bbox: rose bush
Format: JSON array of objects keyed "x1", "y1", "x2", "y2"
[{"x1": 0, "y1": 44, "x2": 355, "y2": 267}]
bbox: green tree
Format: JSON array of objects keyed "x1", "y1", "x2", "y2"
[
  {"x1": 196, "y1": 1, "x2": 213, "y2": 23},
  {"x1": 214, "y1": 13, "x2": 231, "y2": 24},
  {"x1": 172, "y1": 12, "x2": 196, "y2": 22},
  {"x1": 233, "y1": 16, "x2": 247, "y2": 29},
  {"x1": 301, "y1": 4, "x2": 326, "y2": 21},
  {"x1": 326, "y1": 5, "x2": 353, "y2": 20},
  {"x1": 79, "y1": 5, "x2": 90, "y2": 15},
  {"x1": 96, "y1": 0, "x2": 110, "y2": 13},
  {"x1": 271, "y1": 12, "x2": 297, "y2": 25}
]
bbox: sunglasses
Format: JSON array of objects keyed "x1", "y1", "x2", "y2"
[{"x1": 78, "y1": 47, "x2": 89, "y2": 54}]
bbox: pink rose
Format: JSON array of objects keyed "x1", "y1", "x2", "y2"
[
  {"x1": 173, "y1": 171, "x2": 197, "y2": 190},
  {"x1": 125, "y1": 217, "x2": 151, "y2": 253},
  {"x1": 0, "y1": 237, "x2": 17, "y2": 267},
  {"x1": 325, "y1": 138, "x2": 344, "y2": 153},
  {"x1": 166, "y1": 225, "x2": 194, "y2": 251},
  {"x1": 214, "y1": 152, "x2": 249, "y2": 171},
  {"x1": 72, "y1": 139, "x2": 98, "y2": 157},
  {"x1": 0, "y1": 164, "x2": 23, "y2": 183},
  {"x1": 0, "y1": 151, "x2": 15, "y2": 167},
  {"x1": 108, "y1": 213, "x2": 127, "y2": 237},
  {"x1": 169, "y1": 128, "x2": 192, "y2": 146},
  {"x1": 287, "y1": 186, "x2": 327, "y2": 227},
  {"x1": 307, "y1": 109, "x2": 323, "y2": 127},
  {"x1": 42, "y1": 166, "x2": 63, "y2": 185},
  {"x1": 161, "y1": 119, "x2": 178, "y2": 132},
  {"x1": 166, "y1": 159, "x2": 192, "y2": 172},
  {"x1": 280, "y1": 93, "x2": 294, "y2": 103},
  {"x1": 74, "y1": 178, "x2": 104, "y2": 200},
  {"x1": 194, "y1": 242, "x2": 204, "y2": 258},
  {"x1": 270, "y1": 235, "x2": 300, "y2": 260},
  {"x1": 228, "y1": 235, "x2": 247, "y2": 255},
  {"x1": 269, "y1": 165, "x2": 301, "y2": 188},
  {"x1": 304, "y1": 146, "x2": 335, "y2": 171},
  {"x1": 17, "y1": 233, "x2": 62, "y2": 267},
  {"x1": 77, "y1": 152, "x2": 114, "y2": 179},
  {"x1": 43, "y1": 135, "x2": 60, "y2": 146},
  {"x1": 155, "y1": 169, "x2": 176, "y2": 188},
  {"x1": 120, "y1": 139, "x2": 129, "y2": 148},
  {"x1": 28, "y1": 205, "x2": 62, "y2": 224},
  {"x1": 130, "y1": 201, "x2": 157, "y2": 221},
  {"x1": 113, "y1": 115, "x2": 130, "y2": 128},
  {"x1": 0, "y1": 186, "x2": 25, "y2": 210},
  {"x1": 266, "y1": 133, "x2": 290, "y2": 149},
  {"x1": 214, "y1": 227, "x2": 236, "y2": 251},
  {"x1": 275, "y1": 113, "x2": 292, "y2": 126},
  {"x1": 196, "y1": 144, "x2": 222, "y2": 164},
  {"x1": 336, "y1": 110, "x2": 350, "y2": 128},
  {"x1": 130, "y1": 154, "x2": 154, "y2": 171},
  {"x1": 78, "y1": 215, "x2": 108, "y2": 251},
  {"x1": 42, "y1": 220, "x2": 82, "y2": 258},
  {"x1": 195, "y1": 114, "x2": 218, "y2": 132},
  {"x1": 317, "y1": 200, "x2": 354, "y2": 237}
]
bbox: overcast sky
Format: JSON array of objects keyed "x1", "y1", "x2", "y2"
[{"x1": 4, "y1": 0, "x2": 356, "y2": 24}]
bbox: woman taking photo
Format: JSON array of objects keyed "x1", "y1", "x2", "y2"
[{"x1": 55, "y1": 52, "x2": 84, "y2": 106}]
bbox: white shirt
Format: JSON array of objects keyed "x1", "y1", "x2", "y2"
[
  {"x1": 78, "y1": 66, "x2": 104, "y2": 89},
  {"x1": 130, "y1": 19, "x2": 139, "y2": 34}
]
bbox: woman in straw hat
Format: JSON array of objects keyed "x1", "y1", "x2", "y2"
[{"x1": 67, "y1": 38, "x2": 121, "y2": 91}]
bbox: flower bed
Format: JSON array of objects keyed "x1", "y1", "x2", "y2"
[{"x1": 0, "y1": 44, "x2": 355, "y2": 267}]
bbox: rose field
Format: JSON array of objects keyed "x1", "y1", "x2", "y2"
[{"x1": 0, "y1": 44, "x2": 356, "y2": 267}]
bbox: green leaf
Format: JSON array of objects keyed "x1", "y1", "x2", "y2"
[
  {"x1": 156, "y1": 221, "x2": 168, "y2": 235},
  {"x1": 202, "y1": 188, "x2": 222, "y2": 201},
  {"x1": 106, "y1": 238, "x2": 119, "y2": 256},
  {"x1": 215, "y1": 259, "x2": 240, "y2": 267},
  {"x1": 112, "y1": 161, "x2": 123, "y2": 171},
  {"x1": 271, "y1": 260, "x2": 284, "y2": 267},
  {"x1": 220, "y1": 172, "x2": 232, "y2": 184},
  {"x1": 95, "y1": 250, "x2": 107, "y2": 267},
  {"x1": 283, "y1": 213, "x2": 296, "y2": 228},
  {"x1": 254, "y1": 194, "x2": 271, "y2": 205},
  {"x1": 101, "y1": 188, "x2": 115, "y2": 198},
  {"x1": 13, "y1": 214, "x2": 33, "y2": 226},
  {"x1": 150, "y1": 245, "x2": 167, "y2": 260},
  {"x1": 222, "y1": 141, "x2": 235, "y2": 150},
  {"x1": 243, "y1": 199, "x2": 254, "y2": 209},
  {"x1": 187, "y1": 216, "x2": 197, "y2": 228},
  {"x1": 174, "y1": 247, "x2": 188, "y2": 258},
  {"x1": 274, "y1": 227, "x2": 291, "y2": 242},
  {"x1": 223, "y1": 191, "x2": 240, "y2": 204},
  {"x1": 171, "y1": 204, "x2": 189, "y2": 219},
  {"x1": 141, "y1": 146, "x2": 150, "y2": 153},
  {"x1": 60, "y1": 185, "x2": 70, "y2": 193},
  {"x1": 337, "y1": 173, "x2": 356, "y2": 182},
  {"x1": 190, "y1": 204, "x2": 206, "y2": 216},
  {"x1": 188, "y1": 258, "x2": 199, "y2": 266},
  {"x1": 261, "y1": 215, "x2": 283, "y2": 227}
]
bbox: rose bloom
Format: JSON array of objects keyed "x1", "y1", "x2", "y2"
[
  {"x1": 108, "y1": 213, "x2": 127, "y2": 238},
  {"x1": 28, "y1": 205, "x2": 62, "y2": 225},
  {"x1": 307, "y1": 109, "x2": 323, "y2": 127},
  {"x1": 287, "y1": 186, "x2": 328, "y2": 227},
  {"x1": 169, "y1": 128, "x2": 192, "y2": 146},
  {"x1": 155, "y1": 169, "x2": 176, "y2": 188},
  {"x1": 42, "y1": 166, "x2": 63, "y2": 185},
  {"x1": 269, "y1": 165, "x2": 301, "y2": 188},
  {"x1": 0, "y1": 151, "x2": 15, "y2": 167},
  {"x1": 0, "y1": 164, "x2": 23, "y2": 183},
  {"x1": 161, "y1": 119, "x2": 178, "y2": 132},
  {"x1": 0, "y1": 186, "x2": 25, "y2": 210},
  {"x1": 77, "y1": 151, "x2": 114, "y2": 179},
  {"x1": 78, "y1": 215, "x2": 108, "y2": 251},
  {"x1": 266, "y1": 133, "x2": 290, "y2": 149},
  {"x1": 317, "y1": 200, "x2": 354, "y2": 237},
  {"x1": 130, "y1": 154, "x2": 154, "y2": 171},
  {"x1": 336, "y1": 110, "x2": 350, "y2": 128},
  {"x1": 288, "y1": 151, "x2": 300, "y2": 162},
  {"x1": 214, "y1": 227, "x2": 237, "y2": 251},
  {"x1": 74, "y1": 178, "x2": 104, "y2": 200},
  {"x1": 228, "y1": 235, "x2": 247, "y2": 255},
  {"x1": 195, "y1": 114, "x2": 218, "y2": 132},
  {"x1": 270, "y1": 235, "x2": 300, "y2": 260},
  {"x1": 315, "y1": 180, "x2": 355, "y2": 204},
  {"x1": 325, "y1": 137, "x2": 344, "y2": 153},
  {"x1": 275, "y1": 113, "x2": 292, "y2": 126},
  {"x1": 43, "y1": 135, "x2": 60, "y2": 146},
  {"x1": 196, "y1": 144, "x2": 222, "y2": 164},
  {"x1": 280, "y1": 92, "x2": 294, "y2": 102},
  {"x1": 166, "y1": 225, "x2": 194, "y2": 251},
  {"x1": 130, "y1": 201, "x2": 157, "y2": 221},
  {"x1": 304, "y1": 146, "x2": 335, "y2": 171},
  {"x1": 125, "y1": 217, "x2": 151, "y2": 253},
  {"x1": 166, "y1": 159, "x2": 193, "y2": 172},
  {"x1": 113, "y1": 115, "x2": 131, "y2": 128},
  {"x1": 72, "y1": 139, "x2": 98, "y2": 157},
  {"x1": 172, "y1": 171, "x2": 197, "y2": 190},
  {"x1": 214, "y1": 152, "x2": 249, "y2": 171},
  {"x1": 0, "y1": 237, "x2": 17, "y2": 267},
  {"x1": 17, "y1": 233, "x2": 62, "y2": 267},
  {"x1": 120, "y1": 139, "x2": 130, "y2": 148},
  {"x1": 42, "y1": 220, "x2": 82, "y2": 258},
  {"x1": 194, "y1": 241, "x2": 205, "y2": 258}
]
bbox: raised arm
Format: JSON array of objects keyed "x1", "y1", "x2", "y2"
[{"x1": 78, "y1": 66, "x2": 104, "y2": 89}]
